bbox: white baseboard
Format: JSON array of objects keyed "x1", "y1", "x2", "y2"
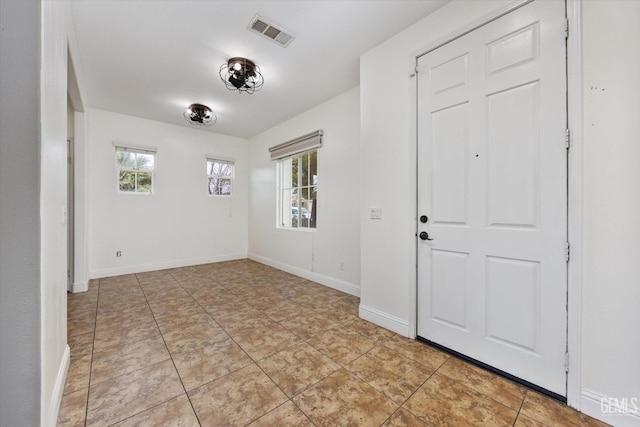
[
  {"x1": 580, "y1": 388, "x2": 640, "y2": 427},
  {"x1": 248, "y1": 253, "x2": 360, "y2": 297},
  {"x1": 359, "y1": 304, "x2": 410, "y2": 337},
  {"x1": 45, "y1": 344, "x2": 70, "y2": 427},
  {"x1": 70, "y1": 281, "x2": 88, "y2": 293},
  {"x1": 89, "y1": 253, "x2": 248, "y2": 279}
]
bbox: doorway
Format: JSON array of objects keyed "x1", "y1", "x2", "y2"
[{"x1": 416, "y1": 0, "x2": 568, "y2": 397}]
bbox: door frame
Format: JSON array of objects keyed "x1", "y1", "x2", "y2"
[
  {"x1": 67, "y1": 137, "x2": 74, "y2": 291},
  {"x1": 409, "y1": 0, "x2": 583, "y2": 409}
]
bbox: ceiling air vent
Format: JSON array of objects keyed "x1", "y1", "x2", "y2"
[{"x1": 249, "y1": 15, "x2": 295, "y2": 47}]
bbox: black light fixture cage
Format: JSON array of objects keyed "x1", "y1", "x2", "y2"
[
  {"x1": 219, "y1": 57, "x2": 264, "y2": 94},
  {"x1": 184, "y1": 103, "x2": 217, "y2": 127}
]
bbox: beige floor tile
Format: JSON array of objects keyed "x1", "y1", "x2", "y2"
[
  {"x1": 64, "y1": 354, "x2": 92, "y2": 395},
  {"x1": 261, "y1": 301, "x2": 304, "y2": 322},
  {"x1": 306, "y1": 325, "x2": 376, "y2": 365},
  {"x1": 234, "y1": 323, "x2": 301, "y2": 361},
  {"x1": 437, "y1": 357, "x2": 526, "y2": 410},
  {"x1": 57, "y1": 387, "x2": 88, "y2": 426},
  {"x1": 93, "y1": 318, "x2": 160, "y2": 352},
  {"x1": 90, "y1": 335, "x2": 170, "y2": 385},
  {"x1": 63, "y1": 261, "x2": 609, "y2": 427},
  {"x1": 258, "y1": 342, "x2": 341, "y2": 397},
  {"x1": 97, "y1": 299, "x2": 148, "y2": 315},
  {"x1": 384, "y1": 335, "x2": 449, "y2": 370},
  {"x1": 110, "y1": 394, "x2": 200, "y2": 427},
  {"x1": 86, "y1": 359, "x2": 184, "y2": 427},
  {"x1": 141, "y1": 287, "x2": 190, "y2": 302},
  {"x1": 202, "y1": 300, "x2": 255, "y2": 319},
  {"x1": 147, "y1": 297, "x2": 199, "y2": 315},
  {"x1": 248, "y1": 401, "x2": 313, "y2": 426},
  {"x1": 343, "y1": 317, "x2": 397, "y2": 342},
  {"x1": 215, "y1": 310, "x2": 274, "y2": 336},
  {"x1": 293, "y1": 369, "x2": 398, "y2": 426},
  {"x1": 155, "y1": 311, "x2": 216, "y2": 335},
  {"x1": 67, "y1": 304, "x2": 97, "y2": 320},
  {"x1": 520, "y1": 391, "x2": 611, "y2": 427},
  {"x1": 96, "y1": 290, "x2": 142, "y2": 302},
  {"x1": 68, "y1": 317, "x2": 96, "y2": 338},
  {"x1": 514, "y1": 413, "x2": 547, "y2": 427},
  {"x1": 95, "y1": 308, "x2": 155, "y2": 331},
  {"x1": 278, "y1": 312, "x2": 340, "y2": 340},
  {"x1": 403, "y1": 373, "x2": 517, "y2": 427},
  {"x1": 68, "y1": 307, "x2": 98, "y2": 323},
  {"x1": 346, "y1": 345, "x2": 434, "y2": 404},
  {"x1": 382, "y1": 408, "x2": 430, "y2": 427},
  {"x1": 188, "y1": 364, "x2": 288, "y2": 426},
  {"x1": 68, "y1": 331, "x2": 94, "y2": 359},
  {"x1": 314, "y1": 300, "x2": 359, "y2": 323},
  {"x1": 162, "y1": 321, "x2": 228, "y2": 354},
  {"x1": 172, "y1": 338, "x2": 253, "y2": 391}
]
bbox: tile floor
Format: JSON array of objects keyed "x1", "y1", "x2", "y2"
[{"x1": 58, "y1": 259, "x2": 608, "y2": 426}]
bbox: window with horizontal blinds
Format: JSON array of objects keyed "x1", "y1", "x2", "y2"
[{"x1": 269, "y1": 130, "x2": 323, "y2": 160}]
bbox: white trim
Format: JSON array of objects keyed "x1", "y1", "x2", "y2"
[
  {"x1": 248, "y1": 252, "x2": 360, "y2": 297},
  {"x1": 46, "y1": 345, "x2": 70, "y2": 427},
  {"x1": 89, "y1": 253, "x2": 247, "y2": 278},
  {"x1": 410, "y1": 0, "x2": 532, "y2": 61},
  {"x1": 408, "y1": 53, "x2": 419, "y2": 340},
  {"x1": 566, "y1": 0, "x2": 584, "y2": 411},
  {"x1": 580, "y1": 389, "x2": 640, "y2": 427},
  {"x1": 71, "y1": 281, "x2": 88, "y2": 293},
  {"x1": 359, "y1": 304, "x2": 410, "y2": 337}
]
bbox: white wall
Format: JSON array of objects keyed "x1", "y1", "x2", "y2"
[
  {"x1": 359, "y1": 0, "x2": 511, "y2": 334},
  {"x1": 0, "y1": 1, "x2": 41, "y2": 425},
  {"x1": 248, "y1": 87, "x2": 360, "y2": 296},
  {"x1": 360, "y1": 0, "x2": 640, "y2": 424},
  {"x1": 41, "y1": 1, "x2": 74, "y2": 425},
  {"x1": 579, "y1": 2, "x2": 640, "y2": 425},
  {"x1": 87, "y1": 109, "x2": 249, "y2": 278}
]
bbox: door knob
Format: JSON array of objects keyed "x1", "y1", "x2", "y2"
[
  {"x1": 420, "y1": 215, "x2": 428, "y2": 223},
  {"x1": 419, "y1": 231, "x2": 433, "y2": 241}
]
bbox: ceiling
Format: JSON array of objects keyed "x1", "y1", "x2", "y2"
[{"x1": 71, "y1": 0, "x2": 449, "y2": 139}]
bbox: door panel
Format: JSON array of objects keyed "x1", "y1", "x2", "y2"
[
  {"x1": 431, "y1": 250, "x2": 469, "y2": 330},
  {"x1": 417, "y1": 0, "x2": 567, "y2": 395},
  {"x1": 486, "y1": 82, "x2": 540, "y2": 228},
  {"x1": 432, "y1": 103, "x2": 469, "y2": 225}
]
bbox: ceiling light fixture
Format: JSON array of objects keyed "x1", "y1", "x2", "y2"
[
  {"x1": 183, "y1": 103, "x2": 216, "y2": 127},
  {"x1": 219, "y1": 57, "x2": 264, "y2": 94}
]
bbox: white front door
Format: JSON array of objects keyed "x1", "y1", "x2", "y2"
[{"x1": 417, "y1": 0, "x2": 568, "y2": 396}]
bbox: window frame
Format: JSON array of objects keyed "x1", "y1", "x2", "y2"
[
  {"x1": 276, "y1": 148, "x2": 318, "y2": 231},
  {"x1": 114, "y1": 144, "x2": 156, "y2": 195},
  {"x1": 206, "y1": 157, "x2": 235, "y2": 197}
]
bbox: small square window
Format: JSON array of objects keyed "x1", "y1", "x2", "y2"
[
  {"x1": 115, "y1": 147, "x2": 155, "y2": 194},
  {"x1": 207, "y1": 158, "x2": 234, "y2": 196}
]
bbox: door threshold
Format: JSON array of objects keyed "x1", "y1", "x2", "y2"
[{"x1": 416, "y1": 336, "x2": 566, "y2": 404}]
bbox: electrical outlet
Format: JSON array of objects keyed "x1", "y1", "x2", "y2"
[
  {"x1": 116, "y1": 251, "x2": 122, "y2": 257},
  {"x1": 370, "y1": 206, "x2": 382, "y2": 219},
  {"x1": 339, "y1": 262, "x2": 345, "y2": 271}
]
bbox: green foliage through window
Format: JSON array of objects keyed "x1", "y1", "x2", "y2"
[
  {"x1": 278, "y1": 149, "x2": 317, "y2": 229},
  {"x1": 115, "y1": 147, "x2": 155, "y2": 194}
]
